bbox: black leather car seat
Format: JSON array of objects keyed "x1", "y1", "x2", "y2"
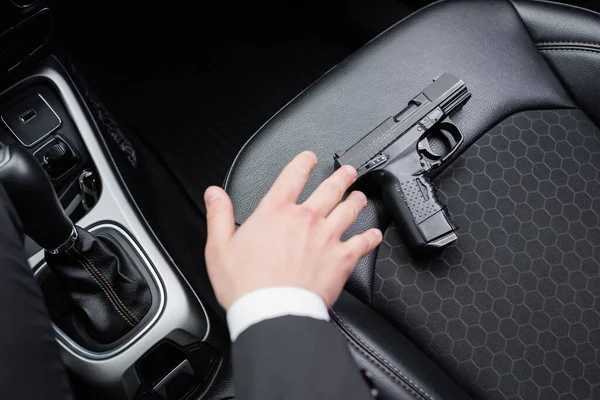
[{"x1": 224, "y1": 1, "x2": 600, "y2": 399}]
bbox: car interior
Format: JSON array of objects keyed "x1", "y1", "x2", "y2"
[{"x1": 1, "y1": 0, "x2": 600, "y2": 399}]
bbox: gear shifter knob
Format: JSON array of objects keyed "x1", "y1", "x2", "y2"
[{"x1": 0, "y1": 144, "x2": 75, "y2": 251}]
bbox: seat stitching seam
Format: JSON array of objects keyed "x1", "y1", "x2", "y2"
[
  {"x1": 72, "y1": 248, "x2": 140, "y2": 323},
  {"x1": 536, "y1": 41, "x2": 600, "y2": 48},
  {"x1": 331, "y1": 317, "x2": 424, "y2": 399},
  {"x1": 341, "y1": 331, "x2": 424, "y2": 400},
  {"x1": 66, "y1": 249, "x2": 135, "y2": 327},
  {"x1": 330, "y1": 310, "x2": 435, "y2": 400},
  {"x1": 538, "y1": 48, "x2": 600, "y2": 55},
  {"x1": 331, "y1": 310, "x2": 434, "y2": 400}
]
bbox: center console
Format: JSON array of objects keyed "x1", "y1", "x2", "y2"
[{"x1": 0, "y1": 58, "x2": 218, "y2": 400}]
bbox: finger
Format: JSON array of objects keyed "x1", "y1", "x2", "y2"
[
  {"x1": 325, "y1": 191, "x2": 368, "y2": 238},
  {"x1": 302, "y1": 165, "x2": 358, "y2": 217},
  {"x1": 263, "y1": 151, "x2": 318, "y2": 205},
  {"x1": 339, "y1": 228, "x2": 383, "y2": 264},
  {"x1": 204, "y1": 186, "x2": 235, "y2": 252}
]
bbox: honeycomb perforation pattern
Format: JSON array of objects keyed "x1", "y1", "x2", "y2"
[{"x1": 373, "y1": 110, "x2": 600, "y2": 400}]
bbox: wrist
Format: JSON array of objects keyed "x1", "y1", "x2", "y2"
[{"x1": 226, "y1": 286, "x2": 330, "y2": 341}]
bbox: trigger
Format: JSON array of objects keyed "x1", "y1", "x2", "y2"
[{"x1": 418, "y1": 137, "x2": 444, "y2": 160}]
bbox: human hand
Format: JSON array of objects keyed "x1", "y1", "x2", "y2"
[{"x1": 204, "y1": 151, "x2": 382, "y2": 310}]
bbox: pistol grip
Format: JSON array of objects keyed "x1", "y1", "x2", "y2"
[{"x1": 380, "y1": 173, "x2": 458, "y2": 252}]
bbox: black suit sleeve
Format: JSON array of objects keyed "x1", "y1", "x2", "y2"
[
  {"x1": 0, "y1": 183, "x2": 73, "y2": 399},
  {"x1": 232, "y1": 315, "x2": 373, "y2": 400}
]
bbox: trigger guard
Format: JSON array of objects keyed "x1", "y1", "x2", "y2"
[
  {"x1": 417, "y1": 117, "x2": 465, "y2": 170},
  {"x1": 419, "y1": 118, "x2": 464, "y2": 162}
]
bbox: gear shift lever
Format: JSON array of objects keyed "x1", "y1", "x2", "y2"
[
  {"x1": 0, "y1": 145, "x2": 75, "y2": 252},
  {"x1": 0, "y1": 144, "x2": 151, "y2": 344}
]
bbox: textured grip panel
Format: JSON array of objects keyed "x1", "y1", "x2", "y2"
[{"x1": 399, "y1": 176, "x2": 444, "y2": 224}]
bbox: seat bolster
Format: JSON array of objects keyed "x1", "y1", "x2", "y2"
[
  {"x1": 514, "y1": 0, "x2": 600, "y2": 127},
  {"x1": 331, "y1": 291, "x2": 475, "y2": 400}
]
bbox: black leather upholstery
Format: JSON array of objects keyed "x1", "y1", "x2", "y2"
[
  {"x1": 225, "y1": 0, "x2": 574, "y2": 304},
  {"x1": 45, "y1": 226, "x2": 152, "y2": 343},
  {"x1": 224, "y1": 1, "x2": 600, "y2": 399},
  {"x1": 332, "y1": 291, "x2": 474, "y2": 400},
  {"x1": 514, "y1": 0, "x2": 600, "y2": 45},
  {"x1": 513, "y1": 0, "x2": 600, "y2": 128}
]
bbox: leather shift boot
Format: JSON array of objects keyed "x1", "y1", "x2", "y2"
[{"x1": 45, "y1": 226, "x2": 152, "y2": 344}]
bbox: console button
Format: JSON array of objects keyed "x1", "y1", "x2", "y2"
[
  {"x1": 34, "y1": 137, "x2": 79, "y2": 180},
  {"x1": 1, "y1": 93, "x2": 61, "y2": 147},
  {"x1": 43, "y1": 142, "x2": 72, "y2": 170}
]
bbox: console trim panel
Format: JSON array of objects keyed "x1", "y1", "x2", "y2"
[{"x1": 11, "y1": 60, "x2": 210, "y2": 395}]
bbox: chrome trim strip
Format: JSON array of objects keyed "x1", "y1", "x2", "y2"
[
  {"x1": 46, "y1": 225, "x2": 77, "y2": 254},
  {"x1": 10, "y1": 0, "x2": 39, "y2": 8},
  {"x1": 153, "y1": 360, "x2": 192, "y2": 394}
]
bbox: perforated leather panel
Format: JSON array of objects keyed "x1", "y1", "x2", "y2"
[{"x1": 373, "y1": 110, "x2": 600, "y2": 400}]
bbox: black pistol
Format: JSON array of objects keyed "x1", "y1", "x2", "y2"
[{"x1": 334, "y1": 73, "x2": 471, "y2": 252}]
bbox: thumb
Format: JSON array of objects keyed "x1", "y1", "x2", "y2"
[{"x1": 204, "y1": 186, "x2": 235, "y2": 252}]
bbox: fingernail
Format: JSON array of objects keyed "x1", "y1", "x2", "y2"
[
  {"x1": 373, "y1": 229, "x2": 383, "y2": 240},
  {"x1": 345, "y1": 165, "x2": 358, "y2": 180},
  {"x1": 354, "y1": 191, "x2": 367, "y2": 205},
  {"x1": 302, "y1": 151, "x2": 318, "y2": 163},
  {"x1": 205, "y1": 187, "x2": 222, "y2": 204}
]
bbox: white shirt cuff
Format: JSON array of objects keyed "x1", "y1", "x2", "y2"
[{"x1": 226, "y1": 287, "x2": 330, "y2": 342}]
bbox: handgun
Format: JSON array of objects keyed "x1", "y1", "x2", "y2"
[{"x1": 334, "y1": 73, "x2": 471, "y2": 252}]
